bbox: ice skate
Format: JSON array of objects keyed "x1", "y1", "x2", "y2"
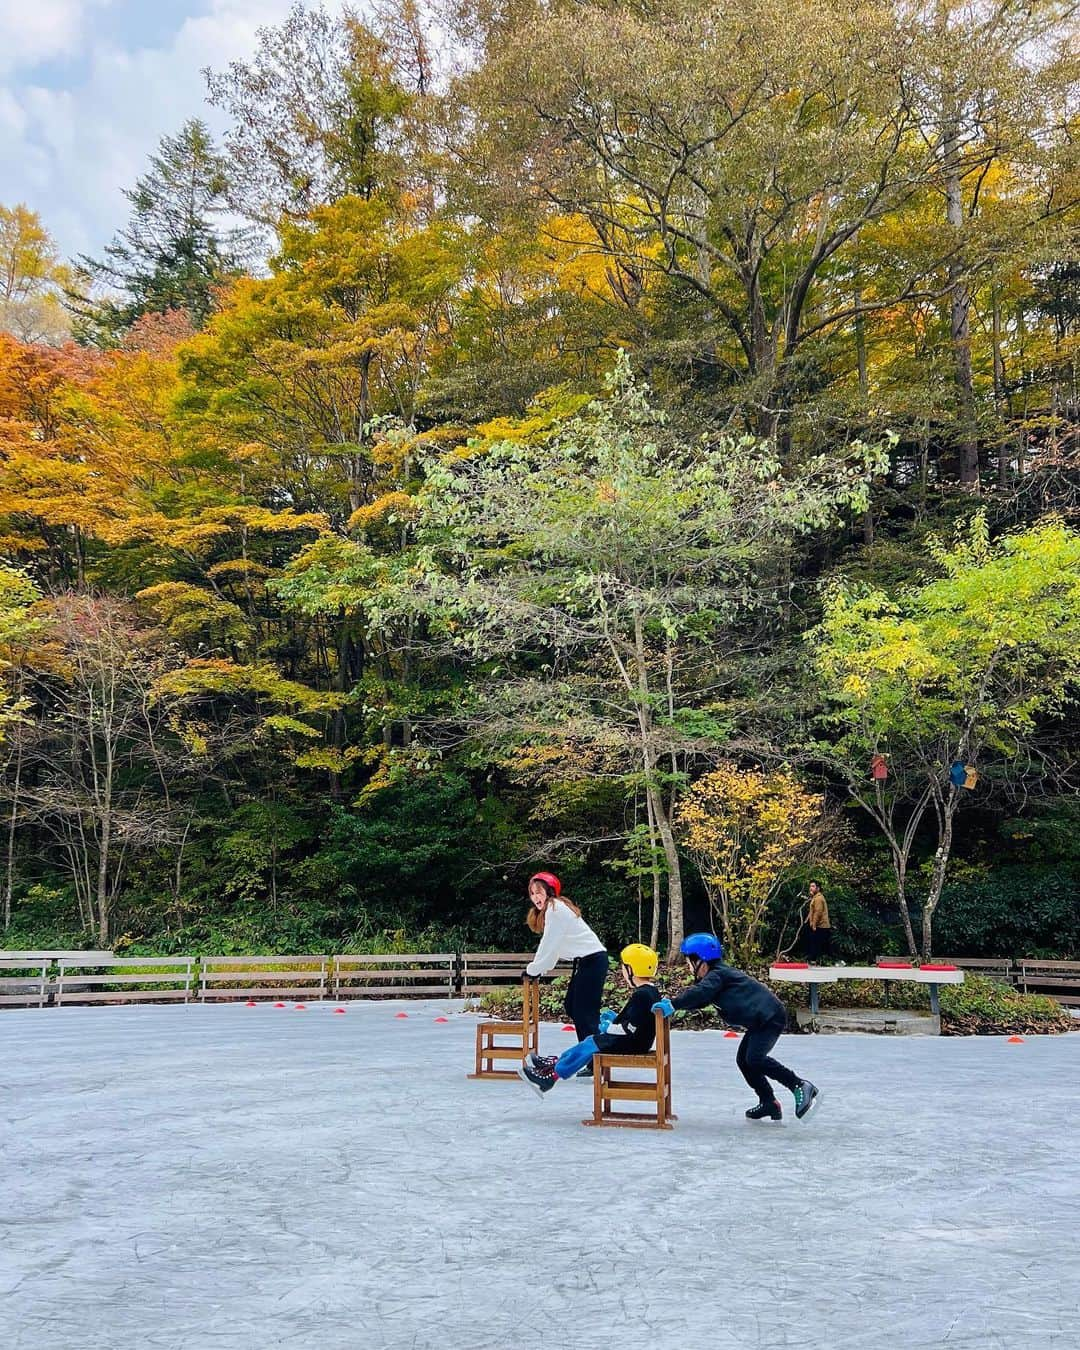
[
  {"x1": 517, "y1": 1058, "x2": 557, "y2": 1097},
  {"x1": 793, "y1": 1079, "x2": 821, "y2": 1119},
  {"x1": 745, "y1": 1099, "x2": 783, "y2": 1122}
]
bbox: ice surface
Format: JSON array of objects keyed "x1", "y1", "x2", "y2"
[{"x1": 2, "y1": 1000, "x2": 1078, "y2": 1349}]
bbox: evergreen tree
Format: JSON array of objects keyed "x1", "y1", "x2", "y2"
[{"x1": 72, "y1": 120, "x2": 251, "y2": 345}]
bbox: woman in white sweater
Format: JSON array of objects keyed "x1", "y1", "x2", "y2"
[{"x1": 525, "y1": 872, "x2": 609, "y2": 1045}]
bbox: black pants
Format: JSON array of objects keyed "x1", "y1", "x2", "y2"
[
  {"x1": 592, "y1": 1029, "x2": 655, "y2": 1056},
  {"x1": 806, "y1": 927, "x2": 833, "y2": 960},
  {"x1": 736, "y1": 1014, "x2": 800, "y2": 1105},
  {"x1": 565, "y1": 950, "x2": 609, "y2": 1041}
]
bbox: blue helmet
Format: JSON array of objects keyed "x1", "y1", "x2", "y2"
[{"x1": 681, "y1": 932, "x2": 723, "y2": 964}]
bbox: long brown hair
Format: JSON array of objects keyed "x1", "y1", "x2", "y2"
[{"x1": 525, "y1": 895, "x2": 581, "y2": 933}]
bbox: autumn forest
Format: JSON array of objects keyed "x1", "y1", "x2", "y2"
[{"x1": 1, "y1": 0, "x2": 1079, "y2": 966}]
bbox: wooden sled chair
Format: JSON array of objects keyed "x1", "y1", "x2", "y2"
[
  {"x1": 468, "y1": 978, "x2": 540, "y2": 1081},
  {"x1": 582, "y1": 1010, "x2": 676, "y2": 1130}
]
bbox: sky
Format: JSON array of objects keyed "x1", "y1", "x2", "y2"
[{"x1": 0, "y1": 0, "x2": 349, "y2": 263}]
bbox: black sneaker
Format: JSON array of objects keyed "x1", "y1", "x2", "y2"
[
  {"x1": 517, "y1": 1059, "x2": 557, "y2": 1097},
  {"x1": 746, "y1": 1099, "x2": 783, "y2": 1122},
  {"x1": 793, "y1": 1079, "x2": 820, "y2": 1119}
]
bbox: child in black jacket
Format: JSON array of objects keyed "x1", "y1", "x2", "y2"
[
  {"x1": 654, "y1": 933, "x2": 820, "y2": 1122},
  {"x1": 518, "y1": 944, "x2": 660, "y2": 1096}
]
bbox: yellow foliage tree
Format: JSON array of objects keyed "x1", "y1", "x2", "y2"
[{"x1": 676, "y1": 764, "x2": 825, "y2": 969}]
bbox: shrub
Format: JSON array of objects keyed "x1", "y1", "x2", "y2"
[{"x1": 938, "y1": 973, "x2": 1075, "y2": 1036}]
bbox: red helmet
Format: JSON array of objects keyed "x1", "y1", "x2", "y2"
[{"x1": 529, "y1": 871, "x2": 562, "y2": 897}]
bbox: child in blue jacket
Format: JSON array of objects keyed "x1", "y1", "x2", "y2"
[{"x1": 654, "y1": 933, "x2": 820, "y2": 1122}]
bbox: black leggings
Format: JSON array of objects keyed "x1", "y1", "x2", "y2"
[
  {"x1": 736, "y1": 1015, "x2": 800, "y2": 1105},
  {"x1": 564, "y1": 950, "x2": 609, "y2": 1041}
]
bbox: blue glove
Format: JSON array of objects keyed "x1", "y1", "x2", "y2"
[
  {"x1": 598, "y1": 1009, "x2": 617, "y2": 1033},
  {"x1": 652, "y1": 998, "x2": 675, "y2": 1018}
]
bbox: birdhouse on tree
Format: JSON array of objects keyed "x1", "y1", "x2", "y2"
[{"x1": 870, "y1": 754, "x2": 888, "y2": 782}]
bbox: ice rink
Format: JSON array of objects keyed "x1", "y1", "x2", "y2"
[{"x1": 3, "y1": 1000, "x2": 1078, "y2": 1350}]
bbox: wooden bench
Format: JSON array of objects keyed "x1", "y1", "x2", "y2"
[
  {"x1": 459, "y1": 951, "x2": 573, "y2": 1002},
  {"x1": 771, "y1": 962, "x2": 964, "y2": 1018},
  {"x1": 332, "y1": 953, "x2": 456, "y2": 999},
  {"x1": 880, "y1": 955, "x2": 1015, "y2": 986},
  {"x1": 199, "y1": 956, "x2": 328, "y2": 1002},
  {"x1": 0, "y1": 957, "x2": 50, "y2": 1008},
  {"x1": 469, "y1": 978, "x2": 540, "y2": 1080},
  {"x1": 1017, "y1": 960, "x2": 1080, "y2": 1007},
  {"x1": 583, "y1": 1010, "x2": 675, "y2": 1130},
  {"x1": 56, "y1": 957, "x2": 194, "y2": 1006},
  {"x1": 938, "y1": 956, "x2": 1014, "y2": 985}
]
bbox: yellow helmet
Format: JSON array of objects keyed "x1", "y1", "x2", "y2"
[{"x1": 620, "y1": 943, "x2": 659, "y2": 978}]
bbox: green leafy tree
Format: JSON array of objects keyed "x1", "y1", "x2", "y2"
[
  {"x1": 407, "y1": 356, "x2": 883, "y2": 948},
  {"x1": 809, "y1": 515, "x2": 1080, "y2": 957}
]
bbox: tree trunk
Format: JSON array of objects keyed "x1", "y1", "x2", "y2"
[
  {"x1": 329, "y1": 609, "x2": 349, "y2": 802},
  {"x1": 855, "y1": 282, "x2": 875, "y2": 543},
  {"x1": 940, "y1": 17, "x2": 980, "y2": 493},
  {"x1": 855, "y1": 283, "x2": 869, "y2": 402},
  {"x1": 631, "y1": 609, "x2": 683, "y2": 949},
  {"x1": 95, "y1": 734, "x2": 115, "y2": 945},
  {"x1": 648, "y1": 782, "x2": 683, "y2": 952},
  {"x1": 645, "y1": 788, "x2": 662, "y2": 951},
  {"x1": 863, "y1": 779, "x2": 920, "y2": 958},
  {"x1": 96, "y1": 809, "x2": 111, "y2": 947},
  {"x1": 921, "y1": 789, "x2": 958, "y2": 961},
  {"x1": 894, "y1": 852, "x2": 919, "y2": 959},
  {"x1": 750, "y1": 286, "x2": 778, "y2": 441},
  {"x1": 4, "y1": 732, "x2": 23, "y2": 931},
  {"x1": 992, "y1": 295, "x2": 1011, "y2": 490}
]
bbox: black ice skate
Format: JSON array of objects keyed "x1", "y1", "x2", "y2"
[
  {"x1": 746, "y1": 1099, "x2": 783, "y2": 1122},
  {"x1": 518, "y1": 1058, "x2": 557, "y2": 1097},
  {"x1": 793, "y1": 1079, "x2": 821, "y2": 1119},
  {"x1": 525, "y1": 1052, "x2": 558, "y2": 1074}
]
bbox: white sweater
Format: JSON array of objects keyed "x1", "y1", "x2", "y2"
[{"x1": 526, "y1": 900, "x2": 606, "y2": 976}]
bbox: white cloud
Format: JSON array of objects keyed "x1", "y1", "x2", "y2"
[
  {"x1": 0, "y1": 1, "x2": 343, "y2": 261},
  {"x1": 0, "y1": 0, "x2": 115, "y2": 75}
]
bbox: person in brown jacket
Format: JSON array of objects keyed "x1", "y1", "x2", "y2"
[{"x1": 806, "y1": 880, "x2": 833, "y2": 961}]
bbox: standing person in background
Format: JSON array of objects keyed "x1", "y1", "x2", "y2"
[
  {"x1": 806, "y1": 880, "x2": 833, "y2": 962},
  {"x1": 524, "y1": 872, "x2": 609, "y2": 1056}
]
